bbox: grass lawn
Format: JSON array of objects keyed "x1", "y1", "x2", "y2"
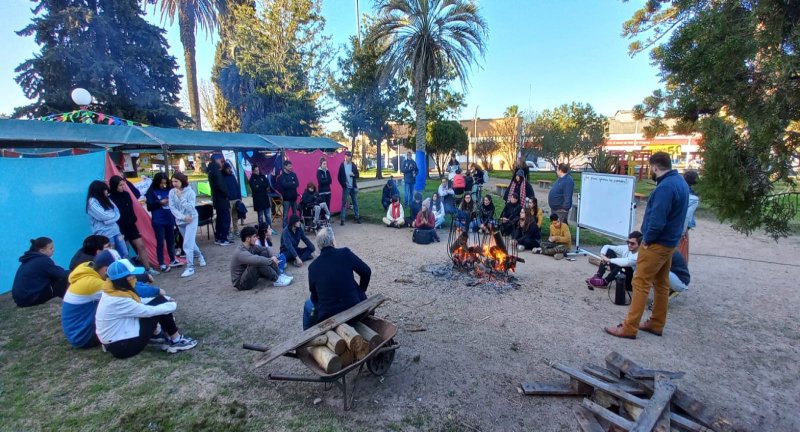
[{"x1": 356, "y1": 179, "x2": 614, "y2": 245}]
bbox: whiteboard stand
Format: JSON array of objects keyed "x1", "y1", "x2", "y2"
[
  {"x1": 567, "y1": 194, "x2": 590, "y2": 257},
  {"x1": 569, "y1": 173, "x2": 638, "y2": 258}
]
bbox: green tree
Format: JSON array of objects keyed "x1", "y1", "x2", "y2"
[
  {"x1": 213, "y1": 0, "x2": 331, "y2": 135},
  {"x1": 426, "y1": 120, "x2": 468, "y2": 177},
  {"x1": 525, "y1": 102, "x2": 606, "y2": 168},
  {"x1": 14, "y1": 0, "x2": 187, "y2": 127},
  {"x1": 492, "y1": 105, "x2": 522, "y2": 169},
  {"x1": 369, "y1": 0, "x2": 488, "y2": 192},
  {"x1": 624, "y1": 0, "x2": 799, "y2": 238},
  {"x1": 148, "y1": 0, "x2": 226, "y2": 130},
  {"x1": 474, "y1": 137, "x2": 499, "y2": 170}
]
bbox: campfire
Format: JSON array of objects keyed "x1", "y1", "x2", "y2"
[{"x1": 448, "y1": 225, "x2": 524, "y2": 278}]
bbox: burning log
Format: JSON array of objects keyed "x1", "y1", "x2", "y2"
[{"x1": 492, "y1": 232, "x2": 508, "y2": 254}]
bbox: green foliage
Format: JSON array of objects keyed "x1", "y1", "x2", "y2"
[
  {"x1": 14, "y1": 0, "x2": 188, "y2": 127},
  {"x1": 525, "y1": 102, "x2": 606, "y2": 168},
  {"x1": 213, "y1": 0, "x2": 331, "y2": 135},
  {"x1": 474, "y1": 138, "x2": 499, "y2": 170},
  {"x1": 427, "y1": 120, "x2": 469, "y2": 176},
  {"x1": 493, "y1": 105, "x2": 522, "y2": 168},
  {"x1": 624, "y1": 0, "x2": 800, "y2": 239},
  {"x1": 588, "y1": 149, "x2": 620, "y2": 174}
]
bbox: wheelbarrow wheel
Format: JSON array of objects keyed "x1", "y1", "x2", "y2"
[{"x1": 367, "y1": 349, "x2": 395, "y2": 376}]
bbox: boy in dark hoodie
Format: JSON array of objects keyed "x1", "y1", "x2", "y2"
[{"x1": 12, "y1": 237, "x2": 69, "y2": 307}]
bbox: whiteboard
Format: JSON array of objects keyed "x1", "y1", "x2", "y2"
[{"x1": 578, "y1": 173, "x2": 637, "y2": 239}]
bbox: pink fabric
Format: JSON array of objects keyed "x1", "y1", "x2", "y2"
[
  {"x1": 284, "y1": 150, "x2": 345, "y2": 213},
  {"x1": 104, "y1": 154, "x2": 162, "y2": 266}
]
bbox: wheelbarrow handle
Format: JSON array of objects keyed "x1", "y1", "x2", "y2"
[{"x1": 242, "y1": 343, "x2": 269, "y2": 352}]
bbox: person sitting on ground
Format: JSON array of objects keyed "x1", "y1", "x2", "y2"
[
  {"x1": 514, "y1": 207, "x2": 542, "y2": 251},
  {"x1": 303, "y1": 227, "x2": 371, "y2": 329},
  {"x1": 586, "y1": 231, "x2": 643, "y2": 290},
  {"x1": 381, "y1": 176, "x2": 400, "y2": 210},
  {"x1": 231, "y1": 226, "x2": 293, "y2": 290},
  {"x1": 533, "y1": 213, "x2": 572, "y2": 259},
  {"x1": 383, "y1": 195, "x2": 405, "y2": 228},
  {"x1": 414, "y1": 204, "x2": 441, "y2": 242},
  {"x1": 498, "y1": 194, "x2": 522, "y2": 236},
  {"x1": 477, "y1": 195, "x2": 497, "y2": 234},
  {"x1": 12, "y1": 237, "x2": 70, "y2": 308},
  {"x1": 408, "y1": 192, "x2": 424, "y2": 225},
  {"x1": 455, "y1": 193, "x2": 478, "y2": 231},
  {"x1": 504, "y1": 169, "x2": 534, "y2": 204},
  {"x1": 256, "y1": 222, "x2": 286, "y2": 274},
  {"x1": 95, "y1": 258, "x2": 197, "y2": 358},
  {"x1": 280, "y1": 215, "x2": 315, "y2": 267},
  {"x1": 62, "y1": 251, "x2": 166, "y2": 349},
  {"x1": 426, "y1": 192, "x2": 446, "y2": 228},
  {"x1": 438, "y1": 178, "x2": 457, "y2": 215},
  {"x1": 526, "y1": 197, "x2": 544, "y2": 230},
  {"x1": 300, "y1": 182, "x2": 330, "y2": 228},
  {"x1": 452, "y1": 169, "x2": 467, "y2": 196},
  {"x1": 70, "y1": 234, "x2": 111, "y2": 270}
]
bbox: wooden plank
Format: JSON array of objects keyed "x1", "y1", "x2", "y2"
[
  {"x1": 630, "y1": 374, "x2": 676, "y2": 432},
  {"x1": 574, "y1": 406, "x2": 607, "y2": 432},
  {"x1": 605, "y1": 352, "x2": 738, "y2": 432},
  {"x1": 654, "y1": 399, "x2": 671, "y2": 432},
  {"x1": 253, "y1": 294, "x2": 386, "y2": 368},
  {"x1": 604, "y1": 351, "x2": 685, "y2": 380},
  {"x1": 582, "y1": 398, "x2": 634, "y2": 431},
  {"x1": 584, "y1": 364, "x2": 651, "y2": 397},
  {"x1": 518, "y1": 381, "x2": 591, "y2": 396}
]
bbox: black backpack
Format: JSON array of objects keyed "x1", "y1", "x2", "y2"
[{"x1": 412, "y1": 229, "x2": 435, "y2": 245}]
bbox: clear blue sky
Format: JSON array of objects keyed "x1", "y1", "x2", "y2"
[{"x1": 0, "y1": 0, "x2": 660, "y2": 130}]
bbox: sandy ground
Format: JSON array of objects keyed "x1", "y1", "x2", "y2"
[{"x1": 148, "y1": 195, "x2": 800, "y2": 431}]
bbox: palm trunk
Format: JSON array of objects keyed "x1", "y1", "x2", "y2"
[
  {"x1": 375, "y1": 136, "x2": 383, "y2": 179},
  {"x1": 179, "y1": 5, "x2": 202, "y2": 130},
  {"x1": 413, "y1": 80, "x2": 428, "y2": 191}
]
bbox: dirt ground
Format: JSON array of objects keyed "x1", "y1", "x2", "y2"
[{"x1": 145, "y1": 199, "x2": 800, "y2": 431}]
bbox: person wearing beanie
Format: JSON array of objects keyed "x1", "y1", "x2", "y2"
[
  {"x1": 280, "y1": 215, "x2": 315, "y2": 267},
  {"x1": 533, "y1": 213, "x2": 572, "y2": 259},
  {"x1": 548, "y1": 163, "x2": 574, "y2": 223},
  {"x1": 504, "y1": 169, "x2": 534, "y2": 204}
]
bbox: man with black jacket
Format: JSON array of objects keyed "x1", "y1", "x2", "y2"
[
  {"x1": 401, "y1": 151, "x2": 418, "y2": 205},
  {"x1": 338, "y1": 151, "x2": 361, "y2": 225},
  {"x1": 278, "y1": 160, "x2": 300, "y2": 228},
  {"x1": 207, "y1": 154, "x2": 231, "y2": 246}
]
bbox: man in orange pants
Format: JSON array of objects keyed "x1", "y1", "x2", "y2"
[{"x1": 605, "y1": 152, "x2": 689, "y2": 339}]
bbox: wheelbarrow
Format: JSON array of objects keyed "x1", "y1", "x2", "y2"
[{"x1": 244, "y1": 295, "x2": 399, "y2": 410}]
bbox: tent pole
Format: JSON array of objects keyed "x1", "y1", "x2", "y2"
[{"x1": 162, "y1": 145, "x2": 170, "y2": 175}]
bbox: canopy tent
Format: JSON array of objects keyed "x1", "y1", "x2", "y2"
[{"x1": 0, "y1": 119, "x2": 343, "y2": 151}]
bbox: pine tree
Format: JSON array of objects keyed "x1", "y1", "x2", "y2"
[{"x1": 14, "y1": 0, "x2": 188, "y2": 127}]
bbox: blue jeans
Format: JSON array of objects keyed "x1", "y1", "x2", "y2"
[
  {"x1": 152, "y1": 222, "x2": 176, "y2": 266},
  {"x1": 214, "y1": 202, "x2": 231, "y2": 242},
  {"x1": 112, "y1": 234, "x2": 128, "y2": 259},
  {"x1": 404, "y1": 181, "x2": 414, "y2": 205},
  {"x1": 282, "y1": 200, "x2": 298, "y2": 228},
  {"x1": 256, "y1": 209, "x2": 272, "y2": 228},
  {"x1": 303, "y1": 298, "x2": 316, "y2": 330},
  {"x1": 340, "y1": 187, "x2": 360, "y2": 222}
]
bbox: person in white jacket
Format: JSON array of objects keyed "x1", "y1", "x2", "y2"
[
  {"x1": 168, "y1": 172, "x2": 206, "y2": 277},
  {"x1": 95, "y1": 259, "x2": 197, "y2": 359},
  {"x1": 382, "y1": 196, "x2": 405, "y2": 228},
  {"x1": 586, "y1": 231, "x2": 643, "y2": 290},
  {"x1": 438, "y1": 178, "x2": 456, "y2": 215}
]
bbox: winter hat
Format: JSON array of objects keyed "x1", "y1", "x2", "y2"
[
  {"x1": 515, "y1": 169, "x2": 525, "y2": 178},
  {"x1": 92, "y1": 250, "x2": 116, "y2": 270}
]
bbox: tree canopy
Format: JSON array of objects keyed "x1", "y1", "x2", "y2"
[
  {"x1": 14, "y1": 0, "x2": 188, "y2": 127},
  {"x1": 525, "y1": 102, "x2": 606, "y2": 169},
  {"x1": 624, "y1": 0, "x2": 800, "y2": 239},
  {"x1": 426, "y1": 120, "x2": 469, "y2": 177}
]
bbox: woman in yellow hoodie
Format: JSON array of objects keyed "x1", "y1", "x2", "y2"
[{"x1": 533, "y1": 213, "x2": 572, "y2": 260}]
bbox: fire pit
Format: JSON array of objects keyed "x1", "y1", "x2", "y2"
[{"x1": 446, "y1": 217, "x2": 524, "y2": 280}]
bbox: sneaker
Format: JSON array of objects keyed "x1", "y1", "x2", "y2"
[
  {"x1": 517, "y1": 245, "x2": 525, "y2": 252},
  {"x1": 270, "y1": 229, "x2": 278, "y2": 235},
  {"x1": 532, "y1": 247, "x2": 542, "y2": 254},
  {"x1": 669, "y1": 290, "x2": 680, "y2": 299},
  {"x1": 147, "y1": 268, "x2": 160, "y2": 276},
  {"x1": 198, "y1": 256, "x2": 207, "y2": 267},
  {"x1": 169, "y1": 259, "x2": 183, "y2": 268},
  {"x1": 218, "y1": 240, "x2": 231, "y2": 246},
  {"x1": 181, "y1": 267, "x2": 195, "y2": 277},
  {"x1": 273, "y1": 274, "x2": 292, "y2": 287},
  {"x1": 356, "y1": 218, "x2": 362, "y2": 224},
  {"x1": 162, "y1": 335, "x2": 198, "y2": 354},
  {"x1": 554, "y1": 253, "x2": 565, "y2": 260},
  {"x1": 340, "y1": 220, "x2": 345, "y2": 226},
  {"x1": 160, "y1": 264, "x2": 170, "y2": 273},
  {"x1": 149, "y1": 330, "x2": 169, "y2": 345}
]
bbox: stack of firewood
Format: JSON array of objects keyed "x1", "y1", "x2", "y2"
[{"x1": 301, "y1": 319, "x2": 382, "y2": 374}]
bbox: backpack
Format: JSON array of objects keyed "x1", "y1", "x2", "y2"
[
  {"x1": 412, "y1": 229, "x2": 435, "y2": 245},
  {"x1": 235, "y1": 200, "x2": 248, "y2": 221}
]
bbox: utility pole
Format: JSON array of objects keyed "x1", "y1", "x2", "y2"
[{"x1": 470, "y1": 105, "x2": 479, "y2": 166}]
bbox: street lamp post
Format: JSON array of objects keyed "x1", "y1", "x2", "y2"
[{"x1": 470, "y1": 105, "x2": 479, "y2": 166}]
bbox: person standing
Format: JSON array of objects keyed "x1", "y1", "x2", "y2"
[
  {"x1": 12, "y1": 237, "x2": 69, "y2": 307},
  {"x1": 605, "y1": 152, "x2": 689, "y2": 339},
  {"x1": 338, "y1": 151, "x2": 361, "y2": 225},
  {"x1": 86, "y1": 180, "x2": 126, "y2": 258},
  {"x1": 223, "y1": 162, "x2": 242, "y2": 236},
  {"x1": 278, "y1": 160, "x2": 300, "y2": 228},
  {"x1": 248, "y1": 165, "x2": 273, "y2": 231},
  {"x1": 169, "y1": 173, "x2": 207, "y2": 277},
  {"x1": 109, "y1": 175, "x2": 156, "y2": 275},
  {"x1": 317, "y1": 158, "x2": 333, "y2": 209},
  {"x1": 401, "y1": 151, "x2": 418, "y2": 206},
  {"x1": 548, "y1": 163, "x2": 574, "y2": 223},
  {"x1": 207, "y1": 154, "x2": 231, "y2": 246},
  {"x1": 144, "y1": 172, "x2": 181, "y2": 273}
]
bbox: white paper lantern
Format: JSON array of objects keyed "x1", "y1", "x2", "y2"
[{"x1": 71, "y1": 88, "x2": 92, "y2": 106}]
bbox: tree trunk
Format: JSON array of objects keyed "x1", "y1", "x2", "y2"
[
  {"x1": 413, "y1": 79, "x2": 428, "y2": 191},
  {"x1": 375, "y1": 137, "x2": 383, "y2": 179},
  {"x1": 179, "y1": 5, "x2": 202, "y2": 130}
]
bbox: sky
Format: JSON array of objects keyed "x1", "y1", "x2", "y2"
[{"x1": 0, "y1": 0, "x2": 662, "y2": 131}]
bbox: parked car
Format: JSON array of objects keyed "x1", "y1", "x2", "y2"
[{"x1": 524, "y1": 161, "x2": 539, "y2": 171}]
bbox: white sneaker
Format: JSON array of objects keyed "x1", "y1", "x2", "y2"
[
  {"x1": 198, "y1": 256, "x2": 207, "y2": 267},
  {"x1": 181, "y1": 267, "x2": 195, "y2": 277},
  {"x1": 273, "y1": 274, "x2": 292, "y2": 287},
  {"x1": 517, "y1": 245, "x2": 525, "y2": 252}
]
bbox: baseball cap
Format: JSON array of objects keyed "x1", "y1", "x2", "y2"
[
  {"x1": 345, "y1": 151, "x2": 352, "y2": 156},
  {"x1": 107, "y1": 259, "x2": 145, "y2": 281},
  {"x1": 92, "y1": 250, "x2": 116, "y2": 269}
]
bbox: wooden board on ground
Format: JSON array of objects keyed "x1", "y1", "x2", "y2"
[
  {"x1": 518, "y1": 380, "x2": 592, "y2": 397},
  {"x1": 630, "y1": 374, "x2": 676, "y2": 432},
  {"x1": 573, "y1": 406, "x2": 606, "y2": 432},
  {"x1": 253, "y1": 294, "x2": 386, "y2": 368}
]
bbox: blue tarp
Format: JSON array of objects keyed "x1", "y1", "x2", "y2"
[{"x1": 0, "y1": 151, "x2": 106, "y2": 294}]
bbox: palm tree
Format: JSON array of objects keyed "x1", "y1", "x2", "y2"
[
  {"x1": 369, "y1": 0, "x2": 487, "y2": 191},
  {"x1": 150, "y1": 0, "x2": 226, "y2": 130}
]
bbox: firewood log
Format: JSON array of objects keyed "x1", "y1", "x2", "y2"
[
  {"x1": 307, "y1": 345, "x2": 342, "y2": 374},
  {"x1": 301, "y1": 335, "x2": 327, "y2": 349},
  {"x1": 354, "y1": 345, "x2": 370, "y2": 361},
  {"x1": 335, "y1": 323, "x2": 365, "y2": 353},
  {"x1": 324, "y1": 330, "x2": 346, "y2": 355},
  {"x1": 353, "y1": 322, "x2": 382, "y2": 350},
  {"x1": 340, "y1": 349, "x2": 354, "y2": 367}
]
